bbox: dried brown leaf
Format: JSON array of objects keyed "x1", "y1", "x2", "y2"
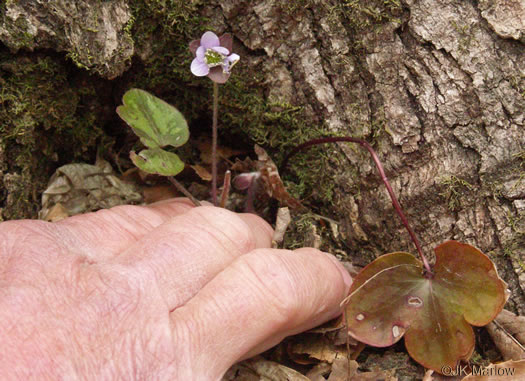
[
  {"x1": 272, "y1": 207, "x2": 291, "y2": 248},
  {"x1": 305, "y1": 363, "x2": 332, "y2": 380},
  {"x1": 327, "y1": 358, "x2": 358, "y2": 381},
  {"x1": 222, "y1": 363, "x2": 260, "y2": 381},
  {"x1": 486, "y1": 309, "x2": 525, "y2": 361},
  {"x1": 422, "y1": 369, "x2": 436, "y2": 381},
  {"x1": 254, "y1": 145, "x2": 303, "y2": 210},
  {"x1": 231, "y1": 157, "x2": 255, "y2": 173},
  {"x1": 242, "y1": 357, "x2": 310, "y2": 380},
  {"x1": 41, "y1": 203, "x2": 69, "y2": 222},
  {"x1": 288, "y1": 335, "x2": 347, "y2": 365},
  {"x1": 39, "y1": 160, "x2": 142, "y2": 218},
  {"x1": 190, "y1": 164, "x2": 212, "y2": 181}
]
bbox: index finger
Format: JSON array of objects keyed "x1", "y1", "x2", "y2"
[{"x1": 53, "y1": 198, "x2": 195, "y2": 261}]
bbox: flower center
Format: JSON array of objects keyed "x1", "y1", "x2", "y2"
[{"x1": 204, "y1": 49, "x2": 225, "y2": 67}]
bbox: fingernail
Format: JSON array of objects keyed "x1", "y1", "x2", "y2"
[{"x1": 326, "y1": 253, "x2": 353, "y2": 291}]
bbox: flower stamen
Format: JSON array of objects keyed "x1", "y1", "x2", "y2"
[{"x1": 204, "y1": 49, "x2": 226, "y2": 67}]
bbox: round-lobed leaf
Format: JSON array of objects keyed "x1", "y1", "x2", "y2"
[
  {"x1": 130, "y1": 148, "x2": 185, "y2": 177},
  {"x1": 344, "y1": 241, "x2": 508, "y2": 373},
  {"x1": 116, "y1": 89, "x2": 189, "y2": 149}
]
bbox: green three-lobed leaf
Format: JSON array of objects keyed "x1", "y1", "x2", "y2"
[
  {"x1": 344, "y1": 241, "x2": 508, "y2": 373},
  {"x1": 116, "y1": 89, "x2": 189, "y2": 176},
  {"x1": 117, "y1": 89, "x2": 189, "y2": 149},
  {"x1": 130, "y1": 148, "x2": 185, "y2": 177}
]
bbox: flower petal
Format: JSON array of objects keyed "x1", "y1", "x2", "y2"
[
  {"x1": 208, "y1": 66, "x2": 230, "y2": 83},
  {"x1": 200, "y1": 31, "x2": 220, "y2": 49},
  {"x1": 189, "y1": 39, "x2": 200, "y2": 56},
  {"x1": 196, "y1": 46, "x2": 206, "y2": 61},
  {"x1": 226, "y1": 53, "x2": 240, "y2": 64},
  {"x1": 212, "y1": 46, "x2": 230, "y2": 55},
  {"x1": 191, "y1": 58, "x2": 210, "y2": 76},
  {"x1": 222, "y1": 53, "x2": 240, "y2": 74},
  {"x1": 219, "y1": 33, "x2": 233, "y2": 52}
]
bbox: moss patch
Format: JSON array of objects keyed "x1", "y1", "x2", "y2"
[
  {"x1": 439, "y1": 175, "x2": 475, "y2": 211},
  {"x1": 0, "y1": 51, "x2": 109, "y2": 219},
  {"x1": 339, "y1": 0, "x2": 402, "y2": 31}
]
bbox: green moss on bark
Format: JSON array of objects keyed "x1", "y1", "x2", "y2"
[{"x1": 0, "y1": 52, "x2": 108, "y2": 219}]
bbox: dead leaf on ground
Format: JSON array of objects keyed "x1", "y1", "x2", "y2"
[
  {"x1": 254, "y1": 145, "x2": 303, "y2": 210},
  {"x1": 486, "y1": 309, "x2": 525, "y2": 361},
  {"x1": 461, "y1": 359, "x2": 525, "y2": 380},
  {"x1": 423, "y1": 369, "x2": 436, "y2": 381},
  {"x1": 287, "y1": 335, "x2": 348, "y2": 365},
  {"x1": 223, "y1": 356, "x2": 310, "y2": 381},
  {"x1": 190, "y1": 164, "x2": 212, "y2": 181},
  {"x1": 327, "y1": 358, "x2": 398, "y2": 381},
  {"x1": 327, "y1": 358, "x2": 358, "y2": 381},
  {"x1": 41, "y1": 203, "x2": 69, "y2": 222},
  {"x1": 39, "y1": 159, "x2": 142, "y2": 220},
  {"x1": 306, "y1": 317, "x2": 361, "y2": 349},
  {"x1": 272, "y1": 207, "x2": 291, "y2": 248},
  {"x1": 305, "y1": 362, "x2": 332, "y2": 380},
  {"x1": 231, "y1": 156, "x2": 255, "y2": 173}
]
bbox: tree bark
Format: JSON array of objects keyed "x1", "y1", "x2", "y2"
[{"x1": 219, "y1": 0, "x2": 525, "y2": 312}]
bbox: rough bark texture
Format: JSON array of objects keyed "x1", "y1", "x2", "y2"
[
  {"x1": 1, "y1": 0, "x2": 524, "y2": 317},
  {"x1": 221, "y1": 0, "x2": 525, "y2": 313},
  {"x1": 0, "y1": 0, "x2": 133, "y2": 78}
]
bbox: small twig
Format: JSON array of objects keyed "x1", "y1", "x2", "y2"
[
  {"x1": 211, "y1": 82, "x2": 219, "y2": 206},
  {"x1": 280, "y1": 136, "x2": 432, "y2": 276},
  {"x1": 219, "y1": 170, "x2": 231, "y2": 208},
  {"x1": 168, "y1": 177, "x2": 201, "y2": 207}
]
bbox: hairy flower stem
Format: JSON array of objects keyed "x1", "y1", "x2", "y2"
[
  {"x1": 211, "y1": 82, "x2": 219, "y2": 206},
  {"x1": 280, "y1": 136, "x2": 433, "y2": 276}
]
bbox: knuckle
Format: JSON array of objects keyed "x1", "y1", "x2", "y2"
[
  {"x1": 191, "y1": 206, "x2": 257, "y2": 254},
  {"x1": 237, "y1": 251, "x2": 303, "y2": 326}
]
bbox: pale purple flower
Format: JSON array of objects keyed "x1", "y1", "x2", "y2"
[{"x1": 190, "y1": 31, "x2": 240, "y2": 84}]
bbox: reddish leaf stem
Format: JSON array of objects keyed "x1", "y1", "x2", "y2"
[
  {"x1": 219, "y1": 170, "x2": 231, "y2": 208},
  {"x1": 280, "y1": 136, "x2": 433, "y2": 275}
]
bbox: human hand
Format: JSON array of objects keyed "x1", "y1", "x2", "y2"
[{"x1": 0, "y1": 199, "x2": 352, "y2": 380}]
